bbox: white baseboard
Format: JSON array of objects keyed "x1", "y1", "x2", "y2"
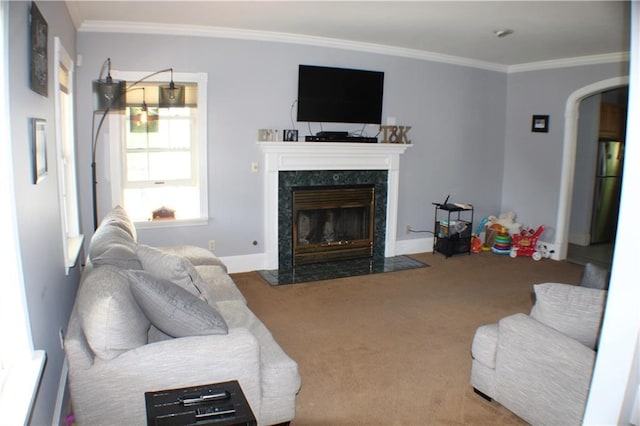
[
  {"x1": 221, "y1": 238, "x2": 435, "y2": 274},
  {"x1": 52, "y1": 358, "x2": 69, "y2": 426},
  {"x1": 394, "y1": 237, "x2": 433, "y2": 256},
  {"x1": 220, "y1": 236, "x2": 568, "y2": 273},
  {"x1": 219, "y1": 253, "x2": 267, "y2": 274}
]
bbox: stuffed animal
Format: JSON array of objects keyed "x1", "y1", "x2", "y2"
[{"x1": 486, "y1": 212, "x2": 522, "y2": 235}]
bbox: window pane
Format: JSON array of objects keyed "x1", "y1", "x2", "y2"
[
  {"x1": 148, "y1": 152, "x2": 191, "y2": 180},
  {"x1": 124, "y1": 185, "x2": 200, "y2": 221},
  {"x1": 127, "y1": 131, "x2": 149, "y2": 150},
  {"x1": 127, "y1": 152, "x2": 149, "y2": 181}
]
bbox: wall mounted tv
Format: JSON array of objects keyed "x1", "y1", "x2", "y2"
[{"x1": 296, "y1": 65, "x2": 384, "y2": 124}]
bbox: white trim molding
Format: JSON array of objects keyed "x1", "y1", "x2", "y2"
[
  {"x1": 259, "y1": 142, "x2": 411, "y2": 270},
  {"x1": 556, "y1": 76, "x2": 629, "y2": 261},
  {"x1": 77, "y1": 20, "x2": 629, "y2": 74}
]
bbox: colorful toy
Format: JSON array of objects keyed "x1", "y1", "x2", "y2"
[
  {"x1": 510, "y1": 226, "x2": 545, "y2": 260},
  {"x1": 471, "y1": 217, "x2": 489, "y2": 253},
  {"x1": 491, "y1": 227, "x2": 512, "y2": 255}
]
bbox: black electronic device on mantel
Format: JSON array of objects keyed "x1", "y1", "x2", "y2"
[{"x1": 296, "y1": 65, "x2": 384, "y2": 124}]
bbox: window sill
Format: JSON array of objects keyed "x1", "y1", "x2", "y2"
[
  {"x1": 0, "y1": 350, "x2": 46, "y2": 424},
  {"x1": 134, "y1": 217, "x2": 209, "y2": 230},
  {"x1": 65, "y1": 235, "x2": 85, "y2": 275}
]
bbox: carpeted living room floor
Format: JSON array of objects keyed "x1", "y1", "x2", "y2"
[{"x1": 231, "y1": 251, "x2": 585, "y2": 425}]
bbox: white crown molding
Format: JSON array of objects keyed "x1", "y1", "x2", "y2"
[
  {"x1": 79, "y1": 20, "x2": 508, "y2": 72},
  {"x1": 508, "y1": 52, "x2": 630, "y2": 74},
  {"x1": 79, "y1": 20, "x2": 629, "y2": 75}
]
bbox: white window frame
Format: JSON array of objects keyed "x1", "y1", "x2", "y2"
[
  {"x1": 54, "y1": 37, "x2": 83, "y2": 274},
  {"x1": 0, "y1": 2, "x2": 46, "y2": 423},
  {"x1": 108, "y1": 71, "x2": 208, "y2": 227}
]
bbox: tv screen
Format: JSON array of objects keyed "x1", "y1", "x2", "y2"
[{"x1": 296, "y1": 65, "x2": 384, "y2": 124}]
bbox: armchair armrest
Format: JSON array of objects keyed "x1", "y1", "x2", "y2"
[
  {"x1": 70, "y1": 328, "x2": 261, "y2": 425},
  {"x1": 495, "y1": 313, "x2": 596, "y2": 426}
]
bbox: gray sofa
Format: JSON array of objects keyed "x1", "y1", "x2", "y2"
[
  {"x1": 65, "y1": 206, "x2": 301, "y2": 425},
  {"x1": 470, "y1": 281, "x2": 607, "y2": 425}
]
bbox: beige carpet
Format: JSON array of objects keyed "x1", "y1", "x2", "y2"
[{"x1": 231, "y1": 252, "x2": 584, "y2": 425}]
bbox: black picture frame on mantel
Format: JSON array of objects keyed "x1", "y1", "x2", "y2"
[
  {"x1": 29, "y1": 1, "x2": 48, "y2": 97},
  {"x1": 531, "y1": 115, "x2": 549, "y2": 133}
]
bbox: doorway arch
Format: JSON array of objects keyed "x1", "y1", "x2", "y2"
[{"x1": 556, "y1": 76, "x2": 629, "y2": 260}]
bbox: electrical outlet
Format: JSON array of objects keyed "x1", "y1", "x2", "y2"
[
  {"x1": 406, "y1": 225, "x2": 411, "y2": 234},
  {"x1": 208, "y1": 240, "x2": 216, "y2": 252},
  {"x1": 251, "y1": 162, "x2": 259, "y2": 173},
  {"x1": 58, "y1": 328, "x2": 65, "y2": 350}
]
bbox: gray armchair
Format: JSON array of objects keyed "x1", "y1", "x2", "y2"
[{"x1": 470, "y1": 281, "x2": 607, "y2": 425}]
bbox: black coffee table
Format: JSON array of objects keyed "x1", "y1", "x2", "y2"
[{"x1": 145, "y1": 380, "x2": 256, "y2": 425}]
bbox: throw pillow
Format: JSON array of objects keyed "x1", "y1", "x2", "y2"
[
  {"x1": 89, "y1": 225, "x2": 141, "y2": 269},
  {"x1": 580, "y1": 262, "x2": 609, "y2": 290},
  {"x1": 127, "y1": 270, "x2": 228, "y2": 338},
  {"x1": 135, "y1": 244, "x2": 209, "y2": 301},
  {"x1": 77, "y1": 265, "x2": 151, "y2": 360},
  {"x1": 530, "y1": 283, "x2": 606, "y2": 349}
]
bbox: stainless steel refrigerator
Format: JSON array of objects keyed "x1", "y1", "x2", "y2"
[{"x1": 590, "y1": 139, "x2": 624, "y2": 244}]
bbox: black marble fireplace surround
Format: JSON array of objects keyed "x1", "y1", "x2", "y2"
[{"x1": 278, "y1": 170, "x2": 388, "y2": 270}]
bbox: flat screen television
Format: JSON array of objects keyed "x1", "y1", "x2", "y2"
[{"x1": 296, "y1": 65, "x2": 384, "y2": 124}]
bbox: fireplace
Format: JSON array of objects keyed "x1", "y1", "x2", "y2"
[
  {"x1": 278, "y1": 170, "x2": 388, "y2": 270},
  {"x1": 259, "y1": 141, "x2": 411, "y2": 272},
  {"x1": 293, "y1": 185, "x2": 375, "y2": 265}
]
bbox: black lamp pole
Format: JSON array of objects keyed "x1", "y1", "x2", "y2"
[{"x1": 91, "y1": 59, "x2": 184, "y2": 230}]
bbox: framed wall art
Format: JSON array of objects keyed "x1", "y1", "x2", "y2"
[
  {"x1": 29, "y1": 2, "x2": 48, "y2": 97},
  {"x1": 531, "y1": 115, "x2": 549, "y2": 133},
  {"x1": 31, "y1": 118, "x2": 47, "y2": 184}
]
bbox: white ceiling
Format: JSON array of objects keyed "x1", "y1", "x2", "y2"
[{"x1": 66, "y1": 1, "x2": 631, "y2": 69}]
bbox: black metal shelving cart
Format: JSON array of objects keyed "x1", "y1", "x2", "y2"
[{"x1": 432, "y1": 203, "x2": 474, "y2": 257}]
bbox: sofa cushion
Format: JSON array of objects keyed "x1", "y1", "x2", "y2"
[
  {"x1": 216, "y1": 300, "x2": 301, "y2": 398},
  {"x1": 128, "y1": 270, "x2": 228, "y2": 338},
  {"x1": 100, "y1": 205, "x2": 137, "y2": 240},
  {"x1": 77, "y1": 265, "x2": 150, "y2": 360},
  {"x1": 194, "y1": 265, "x2": 247, "y2": 304},
  {"x1": 530, "y1": 283, "x2": 606, "y2": 349},
  {"x1": 136, "y1": 244, "x2": 209, "y2": 301},
  {"x1": 89, "y1": 224, "x2": 141, "y2": 269},
  {"x1": 159, "y1": 245, "x2": 227, "y2": 271}
]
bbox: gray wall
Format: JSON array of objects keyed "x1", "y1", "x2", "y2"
[
  {"x1": 76, "y1": 32, "x2": 508, "y2": 256},
  {"x1": 6, "y1": 4, "x2": 631, "y2": 423},
  {"x1": 8, "y1": 2, "x2": 79, "y2": 425},
  {"x1": 502, "y1": 61, "x2": 629, "y2": 242}
]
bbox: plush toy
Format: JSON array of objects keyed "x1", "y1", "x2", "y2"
[{"x1": 486, "y1": 212, "x2": 522, "y2": 235}]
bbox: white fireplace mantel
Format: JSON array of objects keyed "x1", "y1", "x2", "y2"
[{"x1": 259, "y1": 142, "x2": 411, "y2": 269}]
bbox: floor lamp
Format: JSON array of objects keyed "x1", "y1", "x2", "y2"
[{"x1": 91, "y1": 58, "x2": 185, "y2": 230}]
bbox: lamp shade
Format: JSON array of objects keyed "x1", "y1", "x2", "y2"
[
  {"x1": 158, "y1": 83, "x2": 185, "y2": 108},
  {"x1": 93, "y1": 79, "x2": 126, "y2": 111}
]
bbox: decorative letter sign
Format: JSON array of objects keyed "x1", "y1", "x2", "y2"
[{"x1": 380, "y1": 125, "x2": 412, "y2": 144}]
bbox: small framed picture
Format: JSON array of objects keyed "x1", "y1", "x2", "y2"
[
  {"x1": 283, "y1": 129, "x2": 298, "y2": 142},
  {"x1": 31, "y1": 118, "x2": 47, "y2": 184},
  {"x1": 531, "y1": 115, "x2": 549, "y2": 133},
  {"x1": 29, "y1": 2, "x2": 48, "y2": 97}
]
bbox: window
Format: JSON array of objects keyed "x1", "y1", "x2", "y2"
[
  {"x1": 109, "y1": 72, "x2": 208, "y2": 224},
  {"x1": 54, "y1": 37, "x2": 83, "y2": 273}
]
